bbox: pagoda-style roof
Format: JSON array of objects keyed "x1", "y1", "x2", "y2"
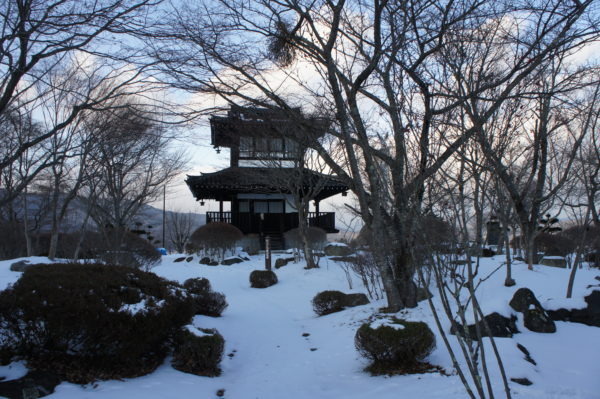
[
  {"x1": 186, "y1": 167, "x2": 348, "y2": 202},
  {"x1": 210, "y1": 106, "x2": 329, "y2": 148}
]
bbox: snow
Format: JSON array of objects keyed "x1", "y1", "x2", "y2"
[
  {"x1": 325, "y1": 242, "x2": 348, "y2": 247},
  {"x1": 0, "y1": 254, "x2": 599, "y2": 398},
  {"x1": 369, "y1": 318, "x2": 405, "y2": 330}
]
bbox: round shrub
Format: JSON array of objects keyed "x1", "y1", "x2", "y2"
[
  {"x1": 183, "y1": 278, "x2": 228, "y2": 317},
  {"x1": 355, "y1": 318, "x2": 436, "y2": 374},
  {"x1": 98, "y1": 229, "x2": 161, "y2": 270},
  {"x1": 183, "y1": 277, "x2": 212, "y2": 293},
  {"x1": 284, "y1": 227, "x2": 327, "y2": 251},
  {"x1": 312, "y1": 290, "x2": 347, "y2": 316},
  {"x1": 172, "y1": 326, "x2": 224, "y2": 377},
  {"x1": 249, "y1": 270, "x2": 278, "y2": 288},
  {"x1": 189, "y1": 223, "x2": 243, "y2": 261},
  {"x1": 0, "y1": 263, "x2": 194, "y2": 383}
]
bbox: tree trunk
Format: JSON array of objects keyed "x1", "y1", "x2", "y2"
[{"x1": 395, "y1": 249, "x2": 418, "y2": 308}]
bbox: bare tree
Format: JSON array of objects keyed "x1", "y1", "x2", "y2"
[
  {"x1": 0, "y1": 0, "x2": 163, "y2": 204},
  {"x1": 167, "y1": 210, "x2": 195, "y2": 253},
  {"x1": 147, "y1": 0, "x2": 598, "y2": 311},
  {"x1": 86, "y1": 104, "x2": 186, "y2": 248}
]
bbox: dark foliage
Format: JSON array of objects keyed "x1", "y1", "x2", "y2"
[
  {"x1": 189, "y1": 223, "x2": 243, "y2": 261},
  {"x1": 283, "y1": 227, "x2": 327, "y2": 251},
  {"x1": 249, "y1": 270, "x2": 278, "y2": 288},
  {"x1": 535, "y1": 232, "x2": 575, "y2": 256},
  {"x1": 184, "y1": 278, "x2": 228, "y2": 317},
  {"x1": 355, "y1": 318, "x2": 436, "y2": 374},
  {"x1": 0, "y1": 221, "x2": 26, "y2": 260},
  {"x1": 171, "y1": 327, "x2": 224, "y2": 377},
  {"x1": 312, "y1": 290, "x2": 347, "y2": 316},
  {"x1": 97, "y1": 229, "x2": 161, "y2": 270},
  {"x1": 0, "y1": 263, "x2": 194, "y2": 383}
]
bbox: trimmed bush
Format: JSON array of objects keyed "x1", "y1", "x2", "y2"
[
  {"x1": 355, "y1": 318, "x2": 436, "y2": 374},
  {"x1": 189, "y1": 223, "x2": 243, "y2": 261},
  {"x1": 0, "y1": 263, "x2": 194, "y2": 383},
  {"x1": 312, "y1": 290, "x2": 347, "y2": 316},
  {"x1": 183, "y1": 277, "x2": 212, "y2": 293},
  {"x1": 284, "y1": 227, "x2": 327, "y2": 251},
  {"x1": 249, "y1": 270, "x2": 278, "y2": 288},
  {"x1": 97, "y1": 229, "x2": 161, "y2": 270},
  {"x1": 172, "y1": 326, "x2": 224, "y2": 377},
  {"x1": 183, "y1": 278, "x2": 228, "y2": 317}
]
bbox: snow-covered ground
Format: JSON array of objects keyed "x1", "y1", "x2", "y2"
[{"x1": 0, "y1": 253, "x2": 599, "y2": 399}]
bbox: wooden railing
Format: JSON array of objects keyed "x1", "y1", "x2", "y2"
[
  {"x1": 206, "y1": 211, "x2": 337, "y2": 233},
  {"x1": 206, "y1": 212, "x2": 232, "y2": 224}
]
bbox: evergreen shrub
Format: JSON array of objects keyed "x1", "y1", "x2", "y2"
[
  {"x1": 183, "y1": 278, "x2": 228, "y2": 317},
  {"x1": 172, "y1": 326, "x2": 224, "y2": 377},
  {"x1": 355, "y1": 318, "x2": 436, "y2": 374},
  {"x1": 312, "y1": 290, "x2": 347, "y2": 316},
  {"x1": 0, "y1": 263, "x2": 195, "y2": 383},
  {"x1": 189, "y1": 223, "x2": 243, "y2": 261},
  {"x1": 249, "y1": 270, "x2": 278, "y2": 288}
]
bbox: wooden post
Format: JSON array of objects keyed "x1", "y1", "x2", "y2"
[
  {"x1": 315, "y1": 200, "x2": 320, "y2": 215},
  {"x1": 219, "y1": 200, "x2": 224, "y2": 222},
  {"x1": 265, "y1": 236, "x2": 272, "y2": 271}
]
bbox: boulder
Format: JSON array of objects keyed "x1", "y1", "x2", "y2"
[
  {"x1": 344, "y1": 293, "x2": 370, "y2": 307},
  {"x1": 524, "y1": 307, "x2": 556, "y2": 333},
  {"x1": 173, "y1": 257, "x2": 186, "y2": 263},
  {"x1": 516, "y1": 343, "x2": 536, "y2": 365},
  {"x1": 221, "y1": 257, "x2": 244, "y2": 266},
  {"x1": 199, "y1": 257, "x2": 211, "y2": 265},
  {"x1": 274, "y1": 257, "x2": 294, "y2": 269},
  {"x1": 9, "y1": 260, "x2": 31, "y2": 272},
  {"x1": 540, "y1": 256, "x2": 567, "y2": 268},
  {"x1": 509, "y1": 288, "x2": 542, "y2": 313},
  {"x1": 481, "y1": 248, "x2": 496, "y2": 257},
  {"x1": 324, "y1": 243, "x2": 353, "y2": 257},
  {"x1": 510, "y1": 288, "x2": 556, "y2": 333},
  {"x1": 510, "y1": 377, "x2": 533, "y2": 386},
  {"x1": 0, "y1": 370, "x2": 61, "y2": 399},
  {"x1": 249, "y1": 270, "x2": 278, "y2": 288},
  {"x1": 548, "y1": 290, "x2": 600, "y2": 327},
  {"x1": 186, "y1": 256, "x2": 194, "y2": 262},
  {"x1": 451, "y1": 312, "x2": 518, "y2": 339}
]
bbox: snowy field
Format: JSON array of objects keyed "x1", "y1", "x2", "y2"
[{"x1": 0, "y1": 253, "x2": 599, "y2": 399}]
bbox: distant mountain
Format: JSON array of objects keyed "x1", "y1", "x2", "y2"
[{"x1": 0, "y1": 189, "x2": 205, "y2": 248}]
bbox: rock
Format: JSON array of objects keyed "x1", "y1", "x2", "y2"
[
  {"x1": 481, "y1": 248, "x2": 496, "y2": 257},
  {"x1": 199, "y1": 257, "x2": 211, "y2": 265},
  {"x1": 516, "y1": 343, "x2": 536, "y2": 365},
  {"x1": 509, "y1": 288, "x2": 555, "y2": 333},
  {"x1": 510, "y1": 377, "x2": 533, "y2": 386},
  {"x1": 208, "y1": 261, "x2": 219, "y2": 266},
  {"x1": 524, "y1": 307, "x2": 556, "y2": 333},
  {"x1": 221, "y1": 257, "x2": 244, "y2": 266},
  {"x1": 186, "y1": 256, "x2": 194, "y2": 262},
  {"x1": 540, "y1": 256, "x2": 567, "y2": 268},
  {"x1": 344, "y1": 293, "x2": 369, "y2": 307},
  {"x1": 274, "y1": 257, "x2": 294, "y2": 269},
  {"x1": 324, "y1": 243, "x2": 353, "y2": 257},
  {"x1": 548, "y1": 290, "x2": 600, "y2": 327},
  {"x1": 173, "y1": 257, "x2": 186, "y2": 263},
  {"x1": 249, "y1": 270, "x2": 278, "y2": 288},
  {"x1": 451, "y1": 312, "x2": 519, "y2": 339},
  {"x1": 9, "y1": 260, "x2": 31, "y2": 272},
  {"x1": 509, "y1": 288, "x2": 542, "y2": 313},
  {"x1": 0, "y1": 370, "x2": 61, "y2": 399}
]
